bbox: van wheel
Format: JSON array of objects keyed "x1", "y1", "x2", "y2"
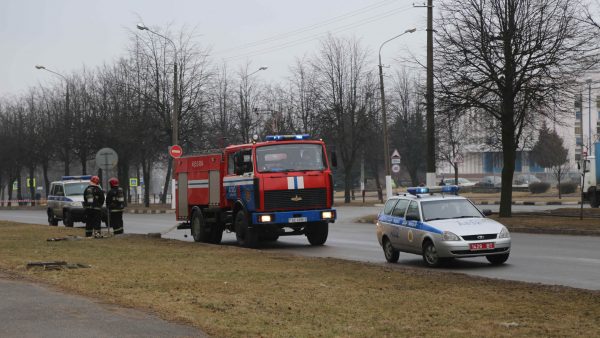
[
  {"x1": 235, "y1": 210, "x2": 258, "y2": 248},
  {"x1": 383, "y1": 237, "x2": 399, "y2": 263},
  {"x1": 305, "y1": 221, "x2": 328, "y2": 246},
  {"x1": 191, "y1": 210, "x2": 211, "y2": 243},
  {"x1": 47, "y1": 210, "x2": 59, "y2": 226},
  {"x1": 63, "y1": 210, "x2": 74, "y2": 227}
]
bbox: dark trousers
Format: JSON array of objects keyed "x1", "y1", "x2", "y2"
[
  {"x1": 85, "y1": 208, "x2": 102, "y2": 237},
  {"x1": 109, "y1": 211, "x2": 123, "y2": 234}
]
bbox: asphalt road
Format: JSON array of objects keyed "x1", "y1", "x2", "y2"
[
  {"x1": 1, "y1": 205, "x2": 599, "y2": 290},
  {"x1": 0, "y1": 273, "x2": 205, "y2": 338}
]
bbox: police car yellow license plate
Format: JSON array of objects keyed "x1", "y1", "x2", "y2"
[
  {"x1": 469, "y1": 242, "x2": 495, "y2": 251},
  {"x1": 288, "y1": 217, "x2": 307, "y2": 223}
]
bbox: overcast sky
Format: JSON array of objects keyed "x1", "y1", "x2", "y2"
[{"x1": 0, "y1": 0, "x2": 427, "y2": 96}]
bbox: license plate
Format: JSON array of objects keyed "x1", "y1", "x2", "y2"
[
  {"x1": 469, "y1": 242, "x2": 495, "y2": 251},
  {"x1": 288, "y1": 217, "x2": 307, "y2": 223}
]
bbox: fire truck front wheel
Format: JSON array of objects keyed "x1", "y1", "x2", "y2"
[
  {"x1": 235, "y1": 210, "x2": 259, "y2": 248},
  {"x1": 305, "y1": 221, "x2": 329, "y2": 246},
  {"x1": 191, "y1": 210, "x2": 211, "y2": 243}
]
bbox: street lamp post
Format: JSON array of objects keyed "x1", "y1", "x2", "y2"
[
  {"x1": 35, "y1": 65, "x2": 70, "y2": 176},
  {"x1": 378, "y1": 28, "x2": 416, "y2": 199},
  {"x1": 240, "y1": 67, "x2": 267, "y2": 141},
  {"x1": 137, "y1": 23, "x2": 179, "y2": 207},
  {"x1": 587, "y1": 79, "x2": 592, "y2": 155}
]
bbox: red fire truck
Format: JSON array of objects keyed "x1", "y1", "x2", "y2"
[{"x1": 174, "y1": 134, "x2": 337, "y2": 248}]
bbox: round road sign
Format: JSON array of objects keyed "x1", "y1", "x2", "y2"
[
  {"x1": 391, "y1": 164, "x2": 400, "y2": 173},
  {"x1": 169, "y1": 145, "x2": 183, "y2": 158},
  {"x1": 95, "y1": 148, "x2": 118, "y2": 171}
]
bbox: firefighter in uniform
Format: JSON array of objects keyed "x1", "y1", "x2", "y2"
[
  {"x1": 83, "y1": 176, "x2": 104, "y2": 237},
  {"x1": 106, "y1": 177, "x2": 125, "y2": 235}
]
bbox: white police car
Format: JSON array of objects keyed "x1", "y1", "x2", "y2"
[
  {"x1": 47, "y1": 176, "x2": 92, "y2": 227},
  {"x1": 375, "y1": 186, "x2": 511, "y2": 267}
]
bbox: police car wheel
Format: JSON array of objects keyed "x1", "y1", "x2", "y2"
[
  {"x1": 422, "y1": 240, "x2": 441, "y2": 267},
  {"x1": 235, "y1": 210, "x2": 258, "y2": 248},
  {"x1": 47, "y1": 210, "x2": 59, "y2": 226},
  {"x1": 383, "y1": 237, "x2": 399, "y2": 263},
  {"x1": 486, "y1": 253, "x2": 509, "y2": 265},
  {"x1": 63, "y1": 211, "x2": 74, "y2": 228}
]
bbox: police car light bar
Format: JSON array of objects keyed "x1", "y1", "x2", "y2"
[
  {"x1": 265, "y1": 134, "x2": 310, "y2": 141},
  {"x1": 407, "y1": 185, "x2": 460, "y2": 195},
  {"x1": 61, "y1": 175, "x2": 92, "y2": 181}
]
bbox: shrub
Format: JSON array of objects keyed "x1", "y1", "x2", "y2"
[
  {"x1": 558, "y1": 182, "x2": 577, "y2": 194},
  {"x1": 529, "y1": 182, "x2": 550, "y2": 194}
]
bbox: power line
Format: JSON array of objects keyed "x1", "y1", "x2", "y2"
[
  {"x1": 214, "y1": 0, "x2": 397, "y2": 55},
  {"x1": 223, "y1": 5, "x2": 414, "y2": 61}
]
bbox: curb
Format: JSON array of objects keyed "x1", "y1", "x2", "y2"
[
  {"x1": 127, "y1": 209, "x2": 175, "y2": 214},
  {"x1": 477, "y1": 201, "x2": 580, "y2": 206}
]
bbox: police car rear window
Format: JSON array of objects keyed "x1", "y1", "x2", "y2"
[
  {"x1": 64, "y1": 183, "x2": 87, "y2": 196},
  {"x1": 391, "y1": 199, "x2": 409, "y2": 217},
  {"x1": 383, "y1": 199, "x2": 398, "y2": 215}
]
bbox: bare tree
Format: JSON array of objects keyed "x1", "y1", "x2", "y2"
[
  {"x1": 312, "y1": 35, "x2": 371, "y2": 203},
  {"x1": 436, "y1": 0, "x2": 597, "y2": 216}
]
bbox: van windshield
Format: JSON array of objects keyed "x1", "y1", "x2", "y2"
[
  {"x1": 256, "y1": 143, "x2": 326, "y2": 172},
  {"x1": 64, "y1": 183, "x2": 88, "y2": 196}
]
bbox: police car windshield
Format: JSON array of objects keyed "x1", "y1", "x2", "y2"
[
  {"x1": 421, "y1": 199, "x2": 482, "y2": 221},
  {"x1": 256, "y1": 143, "x2": 325, "y2": 173},
  {"x1": 64, "y1": 183, "x2": 88, "y2": 196}
]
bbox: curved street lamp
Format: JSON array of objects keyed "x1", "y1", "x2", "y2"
[
  {"x1": 136, "y1": 23, "x2": 179, "y2": 149},
  {"x1": 137, "y1": 23, "x2": 180, "y2": 208},
  {"x1": 35, "y1": 64, "x2": 71, "y2": 176},
  {"x1": 378, "y1": 28, "x2": 416, "y2": 199}
]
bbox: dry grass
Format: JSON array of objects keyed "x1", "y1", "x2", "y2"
[
  {"x1": 490, "y1": 215, "x2": 600, "y2": 232},
  {"x1": 1, "y1": 221, "x2": 599, "y2": 337}
]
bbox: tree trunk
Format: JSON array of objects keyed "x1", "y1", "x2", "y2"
[
  {"x1": 343, "y1": 168, "x2": 353, "y2": 204},
  {"x1": 499, "y1": 123, "x2": 516, "y2": 217},
  {"x1": 63, "y1": 151, "x2": 70, "y2": 176},
  {"x1": 42, "y1": 160, "x2": 50, "y2": 199},
  {"x1": 160, "y1": 158, "x2": 172, "y2": 204},
  {"x1": 557, "y1": 172, "x2": 562, "y2": 199},
  {"x1": 454, "y1": 162, "x2": 459, "y2": 185},
  {"x1": 143, "y1": 161, "x2": 151, "y2": 208},
  {"x1": 28, "y1": 165, "x2": 36, "y2": 206},
  {"x1": 7, "y1": 176, "x2": 14, "y2": 207}
]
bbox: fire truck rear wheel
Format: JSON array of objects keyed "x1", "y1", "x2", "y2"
[
  {"x1": 191, "y1": 210, "x2": 211, "y2": 243},
  {"x1": 306, "y1": 221, "x2": 328, "y2": 246},
  {"x1": 210, "y1": 225, "x2": 223, "y2": 244},
  {"x1": 235, "y1": 210, "x2": 258, "y2": 248}
]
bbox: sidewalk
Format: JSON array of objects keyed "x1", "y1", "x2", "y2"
[{"x1": 0, "y1": 273, "x2": 206, "y2": 338}]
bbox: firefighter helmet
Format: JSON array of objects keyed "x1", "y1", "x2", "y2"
[
  {"x1": 109, "y1": 177, "x2": 119, "y2": 187},
  {"x1": 90, "y1": 176, "x2": 100, "y2": 185}
]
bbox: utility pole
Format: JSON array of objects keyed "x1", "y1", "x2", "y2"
[{"x1": 416, "y1": 0, "x2": 436, "y2": 186}]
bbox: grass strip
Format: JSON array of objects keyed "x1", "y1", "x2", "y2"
[{"x1": 1, "y1": 221, "x2": 598, "y2": 337}]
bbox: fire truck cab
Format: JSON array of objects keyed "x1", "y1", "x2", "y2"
[{"x1": 174, "y1": 135, "x2": 336, "y2": 248}]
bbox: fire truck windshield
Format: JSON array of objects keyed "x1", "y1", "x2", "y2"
[{"x1": 256, "y1": 143, "x2": 326, "y2": 172}]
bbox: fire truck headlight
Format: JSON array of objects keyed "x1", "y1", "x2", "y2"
[
  {"x1": 321, "y1": 211, "x2": 334, "y2": 220},
  {"x1": 259, "y1": 214, "x2": 273, "y2": 223}
]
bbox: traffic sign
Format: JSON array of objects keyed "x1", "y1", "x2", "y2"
[
  {"x1": 391, "y1": 149, "x2": 400, "y2": 158},
  {"x1": 95, "y1": 148, "x2": 118, "y2": 171},
  {"x1": 169, "y1": 145, "x2": 183, "y2": 158},
  {"x1": 129, "y1": 178, "x2": 139, "y2": 187},
  {"x1": 391, "y1": 158, "x2": 401, "y2": 164},
  {"x1": 454, "y1": 153, "x2": 464, "y2": 164},
  {"x1": 392, "y1": 164, "x2": 400, "y2": 173}
]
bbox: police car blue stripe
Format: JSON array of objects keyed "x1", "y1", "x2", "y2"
[{"x1": 378, "y1": 214, "x2": 442, "y2": 234}]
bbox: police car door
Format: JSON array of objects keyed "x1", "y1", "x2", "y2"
[
  {"x1": 404, "y1": 201, "x2": 422, "y2": 254},
  {"x1": 378, "y1": 198, "x2": 398, "y2": 244},
  {"x1": 389, "y1": 199, "x2": 410, "y2": 249}
]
